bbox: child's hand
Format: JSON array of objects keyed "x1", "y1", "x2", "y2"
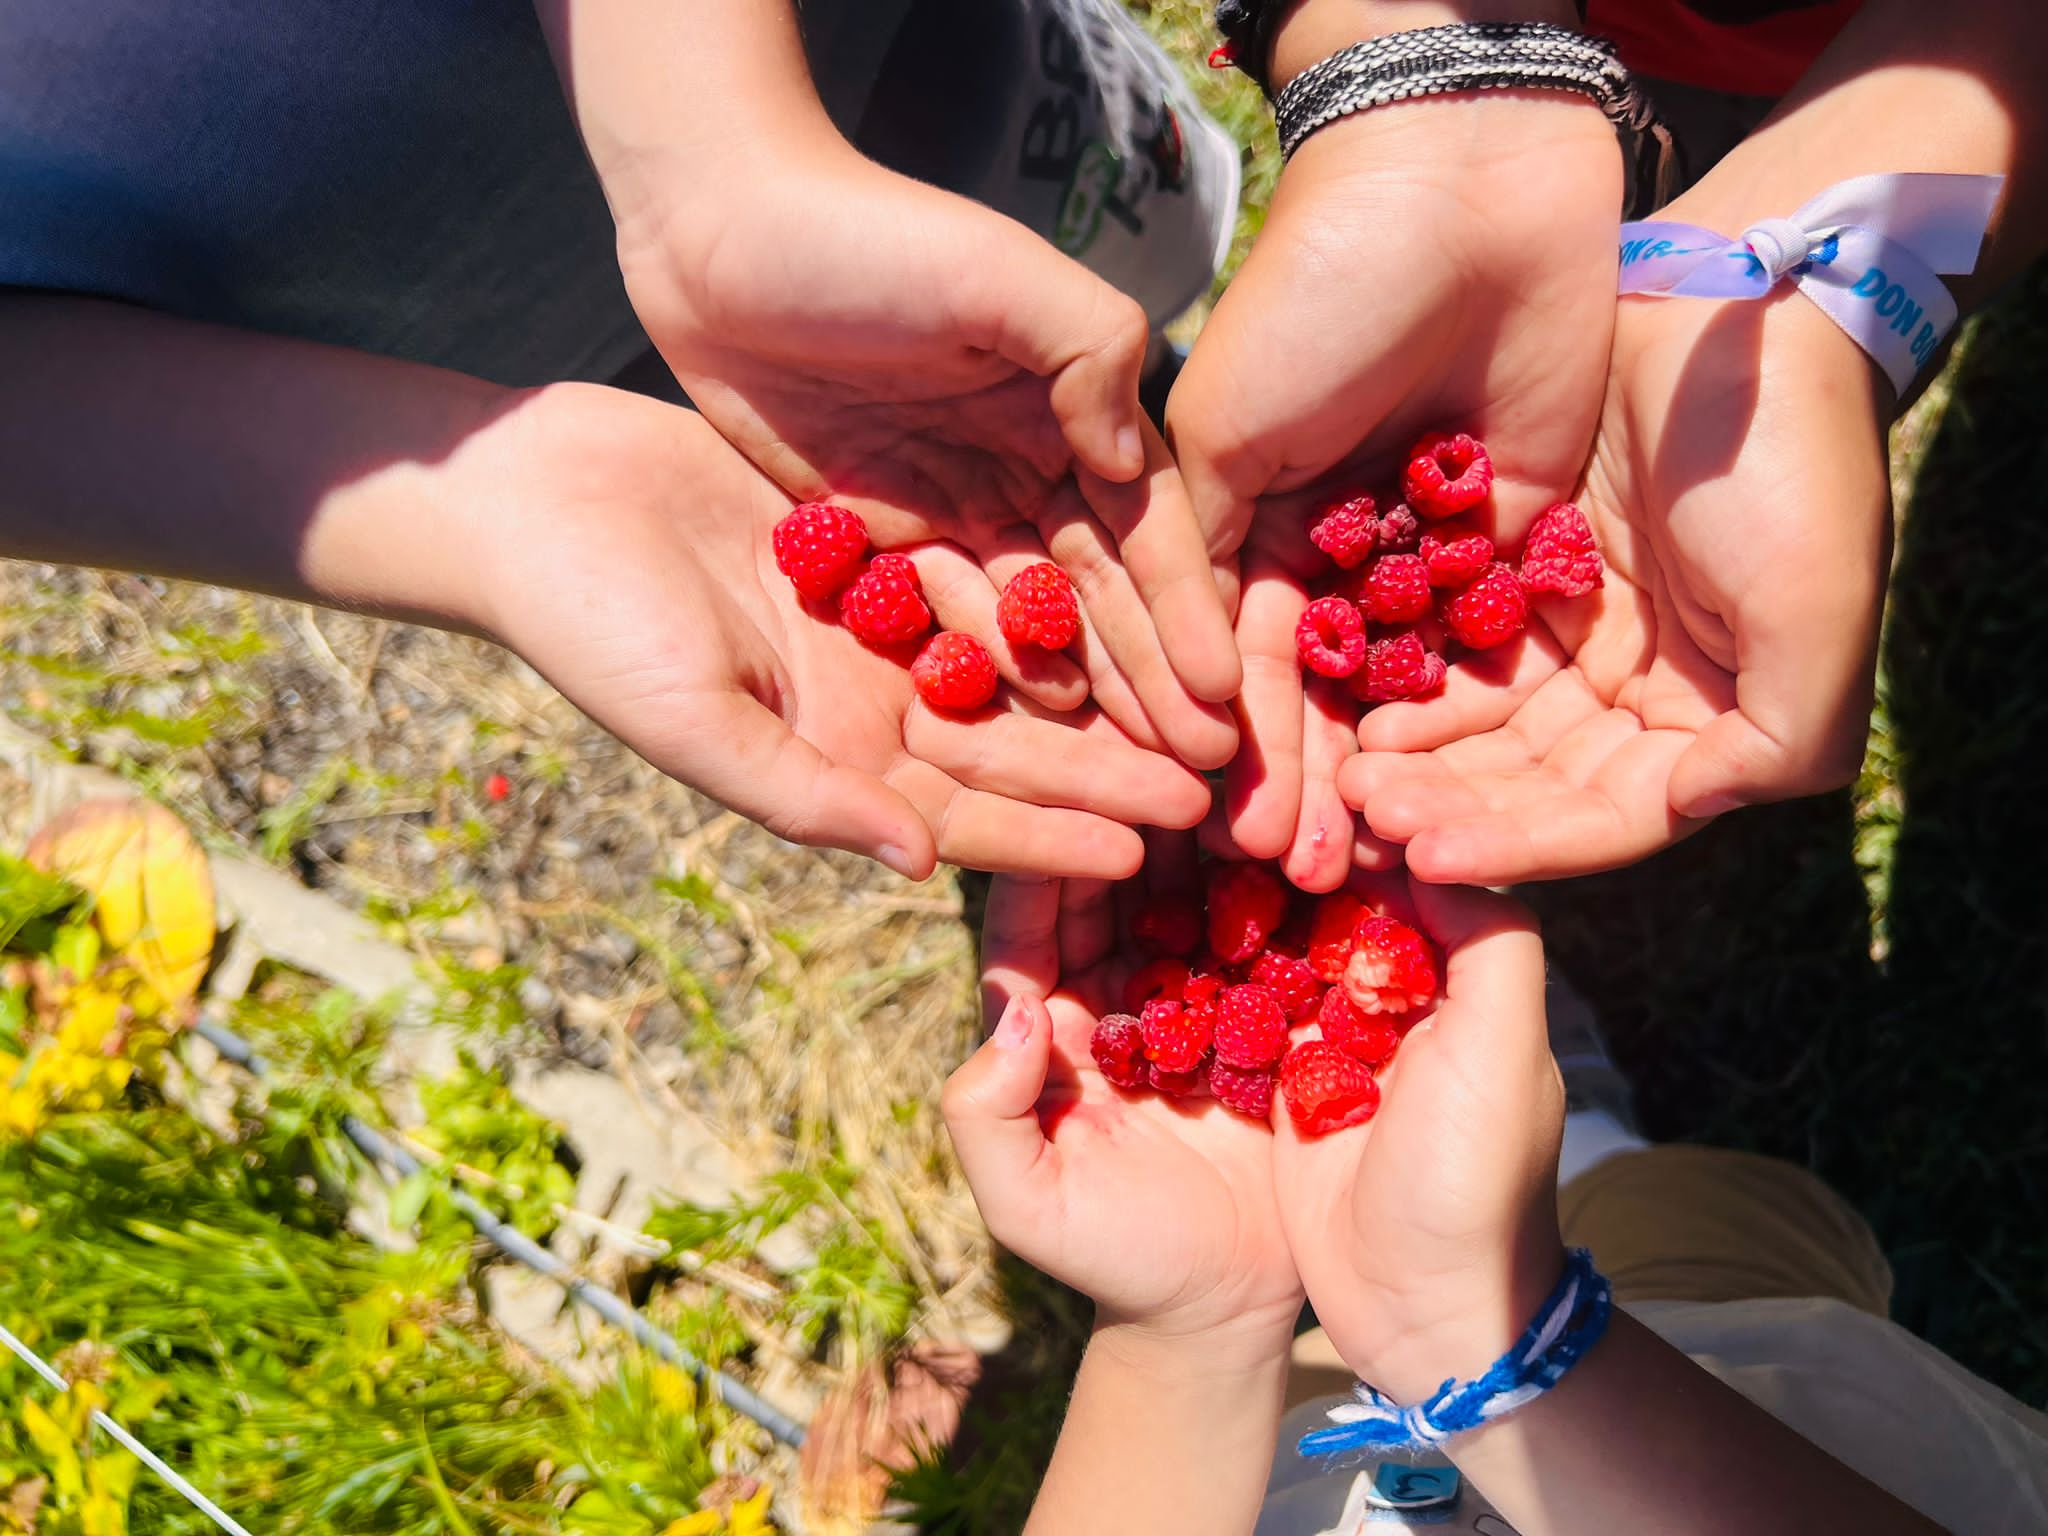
[
  {"x1": 614, "y1": 138, "x2": 1241, "y2": 772},
  {"x1": 468, "y1": 383, "x2": 1213, "y2": 880},
  {"x1": 1169, "y1": 91, "x2": 1623, "y2": 877},
  {"x1": 943, "y1": 851, "x2": 1303, "y2": 1351},
  {"x1": 1341, "y1": 206, "x2": 1889, "y2": 883},
  {"x1": 1274, "y1": 878, "x2": 1565, "y2": 1402}
]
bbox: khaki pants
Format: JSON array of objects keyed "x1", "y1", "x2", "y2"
[{"x1": 1287, "y1": 1145, "x2": 1893, "y2": 1407}]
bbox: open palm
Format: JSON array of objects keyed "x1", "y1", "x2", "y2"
[
  {"x1": 471, "y1": 384, "x2": 1213, "y2": 880},
  {"x1": 1341, "y1": 281, "x2": 1891, "y2": 884}
]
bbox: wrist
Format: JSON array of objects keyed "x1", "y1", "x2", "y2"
[
  {"x1": 1270, "y1": 0, "x2": 1581, "y2": 93},
  {"x1": 1092, "y1": 1307, "x2": 1298, "y2": 1384}
]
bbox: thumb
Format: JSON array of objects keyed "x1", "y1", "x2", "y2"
[
  {"x1": 940, "y1": 995, "x2": 1056, "y2": 1210},
  {"x1": 1667, "y1": 697, "x2": 1873, "y2": 822},
  {"x1": 675, "y1": 690, "x2": 938, "y2": 880},
  {"x1": 957, "y1": 214, "x2": 1150, "y2": 484}
]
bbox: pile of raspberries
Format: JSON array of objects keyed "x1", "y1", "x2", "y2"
[
  {"x1": 1090, "y1": 862, "x2": 1441, "y2": 1137},
  {"x1": 1298, "y1": 431, "x2": 1603, "y2": 700},
  {"x1": 770, "y1": 502, "x2": 1081, "y2": 713}
]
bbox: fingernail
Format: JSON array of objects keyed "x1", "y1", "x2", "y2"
[
  {"x1": 1115, "y1": 424, "x2": 1143, "y2": 475},
  {"x1": 992, "y1": 997, "x2": 1035, "y2": 1050},
  {"x1": 1681, "y1": 792, "x2": 1746, "y2": 821},
  {"x1": 878, "y1": 843, "x2": 919, "y2": 879}
]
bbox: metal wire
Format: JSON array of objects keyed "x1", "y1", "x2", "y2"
[
  {"x1": 0, "y1": 1320, "x2": 256, "y2": 1536},
  {"x1": 192, "y1": 1015, "x2": 806, "y2": 1448}
]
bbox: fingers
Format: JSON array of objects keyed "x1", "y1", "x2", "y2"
[
  {"x1": 904, "y1": 703, "x2": 1211, "y2": 830},
  {"x1": 960, "y1": 217, "x2": 1150, "y2": 484},
  {"x1": 886, "y1": 758, "x2": 1148, "y2": 879},
  {"x1": 1282, "y1": 682, "x2": 1365, "y2": 893},
  {"x1": 981, "y1": 872, "x2": 1063, "y2": 1022},
  {"x1": 684, "y1": 689, "x2": 937, "y2": 880},
  {"x1": 1224, "y1": 558, "x2": 1310, "y2": 860},
  {"x1": 1077, "y1": 420, "x2": 1243, "y2": 704},
  {"x1": 1354, "y1": 624, "x2": 1568, "y2": 753},
  {"x1": 905, "y1": 542, "x2": 1089, "y2": 712},
  {"x1": 941, "y1": 994, "x2": 1057, "y2": 1219},
  {"x1": 1039, "y1": 490, "x2": 1240, "y2": 771}
]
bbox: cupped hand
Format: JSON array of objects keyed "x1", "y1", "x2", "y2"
[
  {"x1": 616, "y1": 134, "x2": 1241, "y2": 769},
  {"x1": 466, "y1": 382, "x2": 1213, "y2": 880},
  {"x1": 1168, "y1": 95, "x2": 1623, "y2": 872},
  {"x1": 943, "y1": 844, "x2": 1303, "y2": 1344},
  {"x1": 1342, "y1": 245, "x2": 1890, "y2": 884},
  {"x1": 1273, "y1": 878, "x2": 1565, "y2": 1402}
]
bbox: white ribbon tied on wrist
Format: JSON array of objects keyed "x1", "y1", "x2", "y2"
[{"x1": 1617, "y1": 172, "x2": 2005, "y2": 393}]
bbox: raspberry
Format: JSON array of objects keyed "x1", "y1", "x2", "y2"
[
  {"x1": 1210, "y1": 1059, "x2": 1278, "y2": 1119},
  {"x1": 1090, "y1": 1013, "x2": 1148, "y2": 1090},
  {"x1": 997, "y1": 563, "x2": 1081, "y2": 650},
  {"x1": 1518, "y1": 502, "x2": 1605, "y2": 598},
  {"x1": 1441, "y1": 563, "x2": 1528, "y2": 650},
  {"x1": 1132, "y1": 895, "x2": 1203, "y2": 958},
  {"x1": 1247, "y1": 952, "x2": 1321, "y2": 1025},
  {"x1": 1213, "y1": 983, "x2": 1290, "y2": 1068},
  {"x1": 1206, "y1": 862, "x2": 1289, "y2": 965},
  {"x1": 1318, "y1": 987, "x2": 1401, "y2": 1066},
  {"x1": 1140, "y1": 997, "x2": 1212, "y2": 1073},
  {"x1": 772, "y1": 502, "x2": 869, "y2": 600},
  {"x1": 1296, "y1": 595, "x2": 1368, "y2": 678},
  {"x1": 1307, "y1": 495, "x2": 1378, "y2": 569},
  {"x1": 1307, "y1": 893, "x2": 1365, "y2": 982},
  {"x1": 1122, "y1": 957, "x2": 1191, "y2": 1015},
  {"x1": 1182, "y1": 972, "x2": 1226, "y2": 1007},
  {"x1": 840, "y1": 554, "x2": 932, "y2": 646},
  {"x1": 910, "y1": 632, "x2": 998, "y2": 712},
  {"x1": 483, "y1": 771, "x2": 512, "y2": 803},
  {"x1": 1151, "y1": 1053, "x2": 1213, "y2": 1098},
  {"x1": 1363, "y1": 631, "x2": 1446, "y2": 702},
  {"x1": 1280, "y1": 1040, "x2": 1381, "y2": 1135},
  {"x1": 1362, "y1": 554, "x2": 1432, "y2": 624},
  {"x1": 1403, "y1": 432, "x2": 1494, "y2": 520},
  {"x1": 1374, "y1": 505, "x2": 1421, "y2": 554},
  {"x1": 1421, "y1": 529, "x2": 1495, "y2": 588},
  {"x1": 1343, "y1": 914, "x2": 1440, "y2": 1016}
]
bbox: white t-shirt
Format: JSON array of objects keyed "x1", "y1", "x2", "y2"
[{"x1": 1259, "y1": 1299, "x2": 2048, "y2": 1534}]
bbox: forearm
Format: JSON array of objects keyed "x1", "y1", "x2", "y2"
[
  {"x1": 1685, "y1": 0, "x2": 2048, "y2": 309},
  {"x1": 533, "y1": 0, "x2": 836, "y2": 231},
  {"x1": 0, "y1": 296, "x2": 503, "y2": 632},
  {"x1": 1447, "y1": 1311, "x2": 1941, "y2": 1535},
  {"x1": 1026, "y1": 1319, "x2": 1288, "y2": 1536}
]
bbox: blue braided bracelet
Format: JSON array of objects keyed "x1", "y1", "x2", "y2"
[{"x1": 1300, "y1": 1248, "x2": 1613, "y2": 1458}]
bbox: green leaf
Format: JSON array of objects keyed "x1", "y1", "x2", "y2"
[
  {"x1": 387, "y1": 1170, "x2": 435, "y2": 1229},
  {"x1": 0, "y1": 851, "x2": 83, "y2": 952}
]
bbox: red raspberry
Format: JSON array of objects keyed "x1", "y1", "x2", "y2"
[
  {"x1": 1518, "y1": 502, "x2": 1605, "y2": 598},
  {"x1": 1362, "y1": 554, "x2": 1432, "y2": 624},
  {"x1": 1343, "y1": 914, "x2": 1440, "y2": 1016},
  {"x1": 1132, "y1": 895, "x2": 1203, "y2": 958},
  {"x1": 1122, "y1": 957, "x2": 1191, "y2": 1015},
  {"x1": 772, "y1": 502, "x2": 870, "y2": 600},
  {"x1": 1421, "y1": 529, "x2": 1495, "y2": 588},
  {"x1": 997, "y1": 563, "x2": 1080, "y2": 650},
  {"x1": 911, "y1": 632, "x2": 998, "y2": 712},
  {"x1": 1403, "y1": 432, "x2": 1494, "y2": 520},
  {"x1": 1441, "y1": 563, "x2": 1528, "y2": 650},
  {"x1": 1151, "y1": 1053, "x2": 1213, "y2": 1098},
  {"x1": 1296, "y1": 596, "x2": 1368, "y2": 678},
  {"x1": 1213, "y1": 983, "x2": 1290, "y2": 1069},
  {"x1": 483, "y1": 771, "x2": 512, "y2": 803},
  {"x1": 1090, "y1": 1013, "x2": 1148, "y2": 1090},
  {"x1": 1210, "y1": 1059, "x2": 1278, "y2": 1119},
  {"x1": 1307, "y1": 494, "x2": 1378, "y2": 569},
  {"x1": 1247, "y1": 952, "x2": 1321, "y2": 1024},
  {"x1": 1182, "y1": 972, "x2": 1226, "y2": 1007},
  {"x1": 1363, "y1": 631, "x2": 1446, "y2": 702},
  {"x1": 1206, "y1": 862, "x2": 1289, "y2": 965},
  {"x1": 1280, "y1": 1040, "x2": 1381, "y2": 1135},
  {"x1": 1141, "y1": 997, "x2": 1212, "y2": 1073},
  {"x1": 1318, "y1": 986, "x2": 1401, "y2": 1066},
  {"x1": 1307, "y1": 893, "x2": 1365, "y2": 982},
  {"x1": 1374, "y1": 505, "x2": 1421, "y2": 554},
  {"x1": 840, "y1": 554, "x2": 933, "y2": 646}
]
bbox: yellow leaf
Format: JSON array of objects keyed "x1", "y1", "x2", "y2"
[
  {"x1": 658, "y1": 1515, "x2": 721, "y2": 1536},
  {"x1": 27, "y1": 800, "x2": 215, "y2": 1008},
  {"x1": 729, "y1": 1488, "x2": 774, "y2": 1535},
  {"x1": 20, "y1": 1398, "x2": 79, "y2": 1497}
]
